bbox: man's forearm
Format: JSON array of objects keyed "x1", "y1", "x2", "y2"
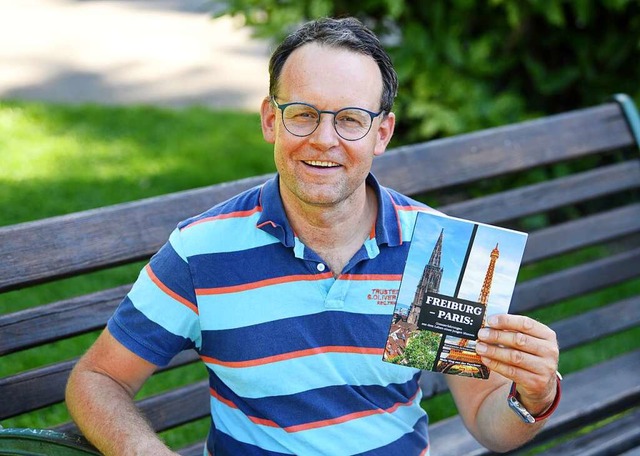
[
  {"x1": 66, "y1": 369, "x2": 175, "y2": 456},
  {"x1": 472, "y1": 382, "x2": 548, "y2": 452}
]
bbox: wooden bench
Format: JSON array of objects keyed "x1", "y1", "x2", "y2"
[{"x1": 1, "y1": 94, "x2": 639, "y2": 455}]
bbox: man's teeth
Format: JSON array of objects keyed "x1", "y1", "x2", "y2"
[{"x1": 305, "y1": 160, "x2": 339, "y2": 167}]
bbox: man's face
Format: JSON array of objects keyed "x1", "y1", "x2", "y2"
[{"x1": 261, "y1": 42, "x2": 395, "y2": 210}]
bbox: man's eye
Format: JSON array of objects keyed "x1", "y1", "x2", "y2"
[{"x1": 288, "y1": 109, "x2": 318, "y2": 121}]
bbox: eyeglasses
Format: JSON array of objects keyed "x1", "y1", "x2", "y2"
[{"x1": 271, "y1": 97, "x2": 384, "y2": 141}]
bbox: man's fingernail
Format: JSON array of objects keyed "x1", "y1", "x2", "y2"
[
  {"x1": 476, "y1": 342, "x2": 487, "y2": 354},
  {"x1": 478, "y1": 328, "x2": 490, "y2": 339}
]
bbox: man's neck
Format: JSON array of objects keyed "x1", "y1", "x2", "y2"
[{"x1": 282, "y1": 185, "x2": 378, "y2": 275}]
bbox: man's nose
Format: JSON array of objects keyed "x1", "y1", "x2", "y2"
[{"x1": 309, "y1": 113, "x2": 339, "y2": 147}]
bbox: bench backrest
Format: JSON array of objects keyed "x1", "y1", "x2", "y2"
[{"x1": 1, "y1": 95, "x2": 638, "y2": 454}]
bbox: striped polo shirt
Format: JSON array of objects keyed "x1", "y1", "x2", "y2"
[{"x1": 108, "y1": 174, "x2": 434, "y2": 456}]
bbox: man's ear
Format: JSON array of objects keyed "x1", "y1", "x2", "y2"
[
  {"x1": 261, "y1": 97, "x2": 276, "y2": 144},
  {"x1": 373, "y1": 111, "x2": 395, "y2": 156}
]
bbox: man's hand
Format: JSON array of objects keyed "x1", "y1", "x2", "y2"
[{"x1": 475, "y1": 314, "x2": 559, "y2": 415}]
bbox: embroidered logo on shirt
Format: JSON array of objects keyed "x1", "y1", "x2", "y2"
[{"x1": 367, "y1": 288, "x2": 399, "y2": 306}]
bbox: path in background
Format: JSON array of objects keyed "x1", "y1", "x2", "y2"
[{"x1": 0, "y1": 0, "x2": 271, "y2": 111}]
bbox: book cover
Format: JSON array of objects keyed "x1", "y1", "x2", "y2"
[{"x1": 382, "y1": 211, "x2": 528, "y2": 379}]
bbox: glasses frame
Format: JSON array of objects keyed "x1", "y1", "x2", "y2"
[{"x1": 271, "y1": 97, "x2": 385, "y2": 141}]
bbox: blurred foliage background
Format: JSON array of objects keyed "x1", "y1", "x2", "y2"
[{"x1": 214, "y1": 0, "x2": 640, "y2": 146}]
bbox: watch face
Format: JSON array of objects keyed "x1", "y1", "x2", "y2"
[{"x1": 508, "y1": 396, "x2": 536, "y2": 424}]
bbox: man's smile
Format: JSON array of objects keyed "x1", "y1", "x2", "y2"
[{"x1": 303, "y1": 160, "x2": 341, "y2": 168}]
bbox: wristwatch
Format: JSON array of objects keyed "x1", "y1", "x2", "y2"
[{"x1": 507, "y1": 371, "x2": 562, "y2": 424}]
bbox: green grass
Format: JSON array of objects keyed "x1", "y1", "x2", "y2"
[{"x1": 0, "y1": 101, "x2": 275, "y2": 227}]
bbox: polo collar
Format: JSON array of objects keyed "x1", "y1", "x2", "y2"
[{"x1": 256, "y1": 173, "x2": 403, "y2": 248}]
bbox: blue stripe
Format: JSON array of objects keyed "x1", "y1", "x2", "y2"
[
  {"x1": 207, "y1": 429, "x2": 293, "y2": 456},
  {"x1": 201, "y1": 312, "x2": 391, "y2": 362},
  {"x1": 107, "y1": 297, "x2": 195, "y2": 366},
  {"x1": 189, "y1": 242, "x2": 321, "y2": 290},
  {"x1": 149, "y1": 238, "x2": 197, "y2": 306},
  {"x1": 208, "y1": 385, "x2": 426, "y2": 455},
  {"x1": 190, "y1": 239, "x2": 409, "y2": 292},
  {"x1": 209, "y1": 369, "x2": 422, "y2": 428}
]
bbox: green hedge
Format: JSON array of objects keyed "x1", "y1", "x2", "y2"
[{"x1": 215, "y1": 0, "x2": 640, "y2": 146}]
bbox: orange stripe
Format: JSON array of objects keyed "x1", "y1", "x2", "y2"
[
  {"x1": 196, "y1": 272, "x2": 333, "y2": 295},
  {"x1": 339, "y1": 273, "x2": 402, "y2": 281},
  {"x1": 284, "y1": 408, "x2": 382, "y2": 433},
  {"x1": 201, "y1": 346, "x2": 384, "y2": 368},
  {"x1": 395, "y1": 204, "x2": 434, "y2": 212},
  {"x1": 145, "y1": 264, "x2": 198, "y2": 314},
  {"x1": 248, "y1": 416, "x2": 281, "y2": 428},
  {"x1": 209, "y1": 387, "x2": 236, "y2": 409},
  {"x1": 181, "y1": 207, "x2": 262, "y2": 230}
]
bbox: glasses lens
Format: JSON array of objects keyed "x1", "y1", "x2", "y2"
[
  {"x1": 335, "y1": 108, "x2": 372, "y2": 140},
  {"x1": 282, "y1": 104, "x2": 320, "y2": 137}
]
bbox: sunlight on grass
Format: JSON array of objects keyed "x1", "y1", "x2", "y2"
[{"x1": 0, "y1": 101, "x2": 274, "y2": 225}]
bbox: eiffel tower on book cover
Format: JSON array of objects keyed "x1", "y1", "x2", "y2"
[{"x1": 436, "y1": 243, "x2": 500, "y2": 378}]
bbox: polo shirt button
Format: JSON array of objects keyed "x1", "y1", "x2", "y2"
[{"x1": 317, "y1": 263, "x2": 326, "y2": 272}]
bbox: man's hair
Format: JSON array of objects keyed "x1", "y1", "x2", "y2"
[{"x1": 269, "y1": 17, "x2": 398, "y2": 113}]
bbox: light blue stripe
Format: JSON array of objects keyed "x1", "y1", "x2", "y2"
[
  {"x1": 180, "y1": 212, "x2": 279, "y2": 255},
  {"x1": 293, "y1": 237, "x2": 305, "y2": 258},
  {"x1": 168, "y1": 229, "x2": 187, "y2": 262},
  {"x1": 198, "y1": 278, "x2": 401, "y2": 331},
  {"x1": 398, "y1": 209, "x2": 419, "y2": 241},
  {"x1": 206, "y1": 352, "x2": 418, "y2": 399},
  {"x1": 210, "y1": 388, "x2": 426, "y2": 455},
  {"x1": 197, "y1": 280, "x2": 330, "y2": 331},
  {"x1": 364, "y1": 236, "x2": 380, "y2": 258},
  {"x1": 128, "y1": 268, "x2": 201, "y2": 348}
]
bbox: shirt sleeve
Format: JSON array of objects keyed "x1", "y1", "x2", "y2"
[{"x1": 108, "y1": 228, "x2": 201, "y2": 366}]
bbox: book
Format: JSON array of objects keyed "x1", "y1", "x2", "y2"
[{"x1": 382, "y1": 211, "x2": 528, "y2": 379}]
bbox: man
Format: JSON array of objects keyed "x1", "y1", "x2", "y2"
[{"x1": 66, "y1": 17, "x2": 560, "y2": 455}]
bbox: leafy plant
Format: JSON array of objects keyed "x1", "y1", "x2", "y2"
[{"x1": 214, "y1": 0, "x2": 640, "y2": 145}]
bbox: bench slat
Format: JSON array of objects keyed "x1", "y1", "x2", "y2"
[
  {"x1": 0, "y1": 175, "x2": 271, "y2": 293},
  {"x1": 0, "y1": 286, "x2": 128, "y2": 356},
  {"x1": 522, "y1": 203, "x2": 640, "y2": 264},
  {"x1": 0, "y1": 350, "x2": 200, "y2": 420},
  {"x1": 55, "y1": 380, "x2": 211, "y2": 435},
  {"x1": 537, "y1": 408, "x2": 640, "y2": 456},
  {"x1": 553, "y1": 296, "x2": 640, "y2": 350},
  {"x1": 512, "y1": 247, "x2": 640, "y2": 313},
  {"x1": 442, "y1": 160, "x2": 640, "y2": 224},
  {"x1": 372, "y1": 103, "x2": 635, "y2": 196}
]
